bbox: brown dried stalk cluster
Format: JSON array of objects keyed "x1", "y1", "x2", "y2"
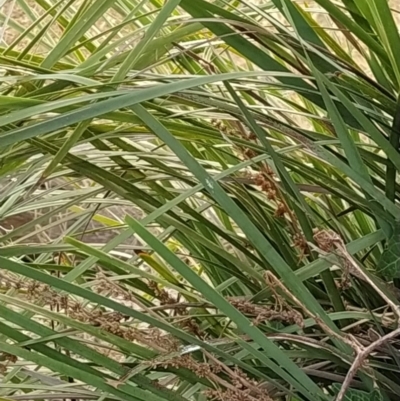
[
  {"x1": 152, "y1": 352, "x2": 221, "y2": 377},
  {"x1": 93, "y1": 272, "x2": 139, "y2": 303},
  {"x1": 0, "y1": 353, "x2": 17, "y2": 374},
  {"x1": 0, "y1": 271, "x2": 206, "y2": 351},
  {"x1": 313, "y1": 228, "x2": 351, "y2": 289},
  {"x1": 211, "y1": 118, "x2": 258, "y2": 161},
  {"x1": 149, "y1": 346, "x2": 273, "y2": 401},
  {"x1": 205, "y1": 388, "x2": 273, "y2": 401},
  {"x1": 0, "y1": 273, "x2": 144, "y2": 343},
  {"x1": 0, "y1": 274, "x2": 279, "y2": 400},
  {"x1": 94, "y1": 275, "x2": 202, "y2": 337},
  {"x1": 148, "y1": 280, "x2": 204, "y2": 338},
  {"x1": 0, "y1": 273, "x2": 68, "y2": 310},
  {"x1": 211, "y1": 118, "x2": 308, "y2": 260},
  {"x1": 148, "y1": 280, "x2": 177, "y2": 305},
  {"x1": 228, "y1": 297, "x2": 304, "y2": 328},
  {"x1": 254, "y1": 167, "x2": 308, "y2": 260},
  {"x1": 204, "y1": 366, "x2": 273, "y2": 401}
]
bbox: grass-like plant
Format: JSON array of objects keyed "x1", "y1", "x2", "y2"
[{"x1": 0, "y1": 1, "x2": 400, "y2": 400}]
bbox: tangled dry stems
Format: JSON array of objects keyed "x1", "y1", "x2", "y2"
[
  {"x1": 0, "y1": 270, "x2": 286, "y2": 400},
  {"x1": 2, "y1": 228, "x2": 399, "y2": 400}
]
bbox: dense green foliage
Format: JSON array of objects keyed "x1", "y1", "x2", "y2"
[{"x1": 1, "y1": 1, "x2": 400, "y2": 400}]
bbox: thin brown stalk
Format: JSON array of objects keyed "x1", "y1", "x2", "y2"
[{"x1": 336, "y1": 327, "x2": 400, "y2": 401}]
